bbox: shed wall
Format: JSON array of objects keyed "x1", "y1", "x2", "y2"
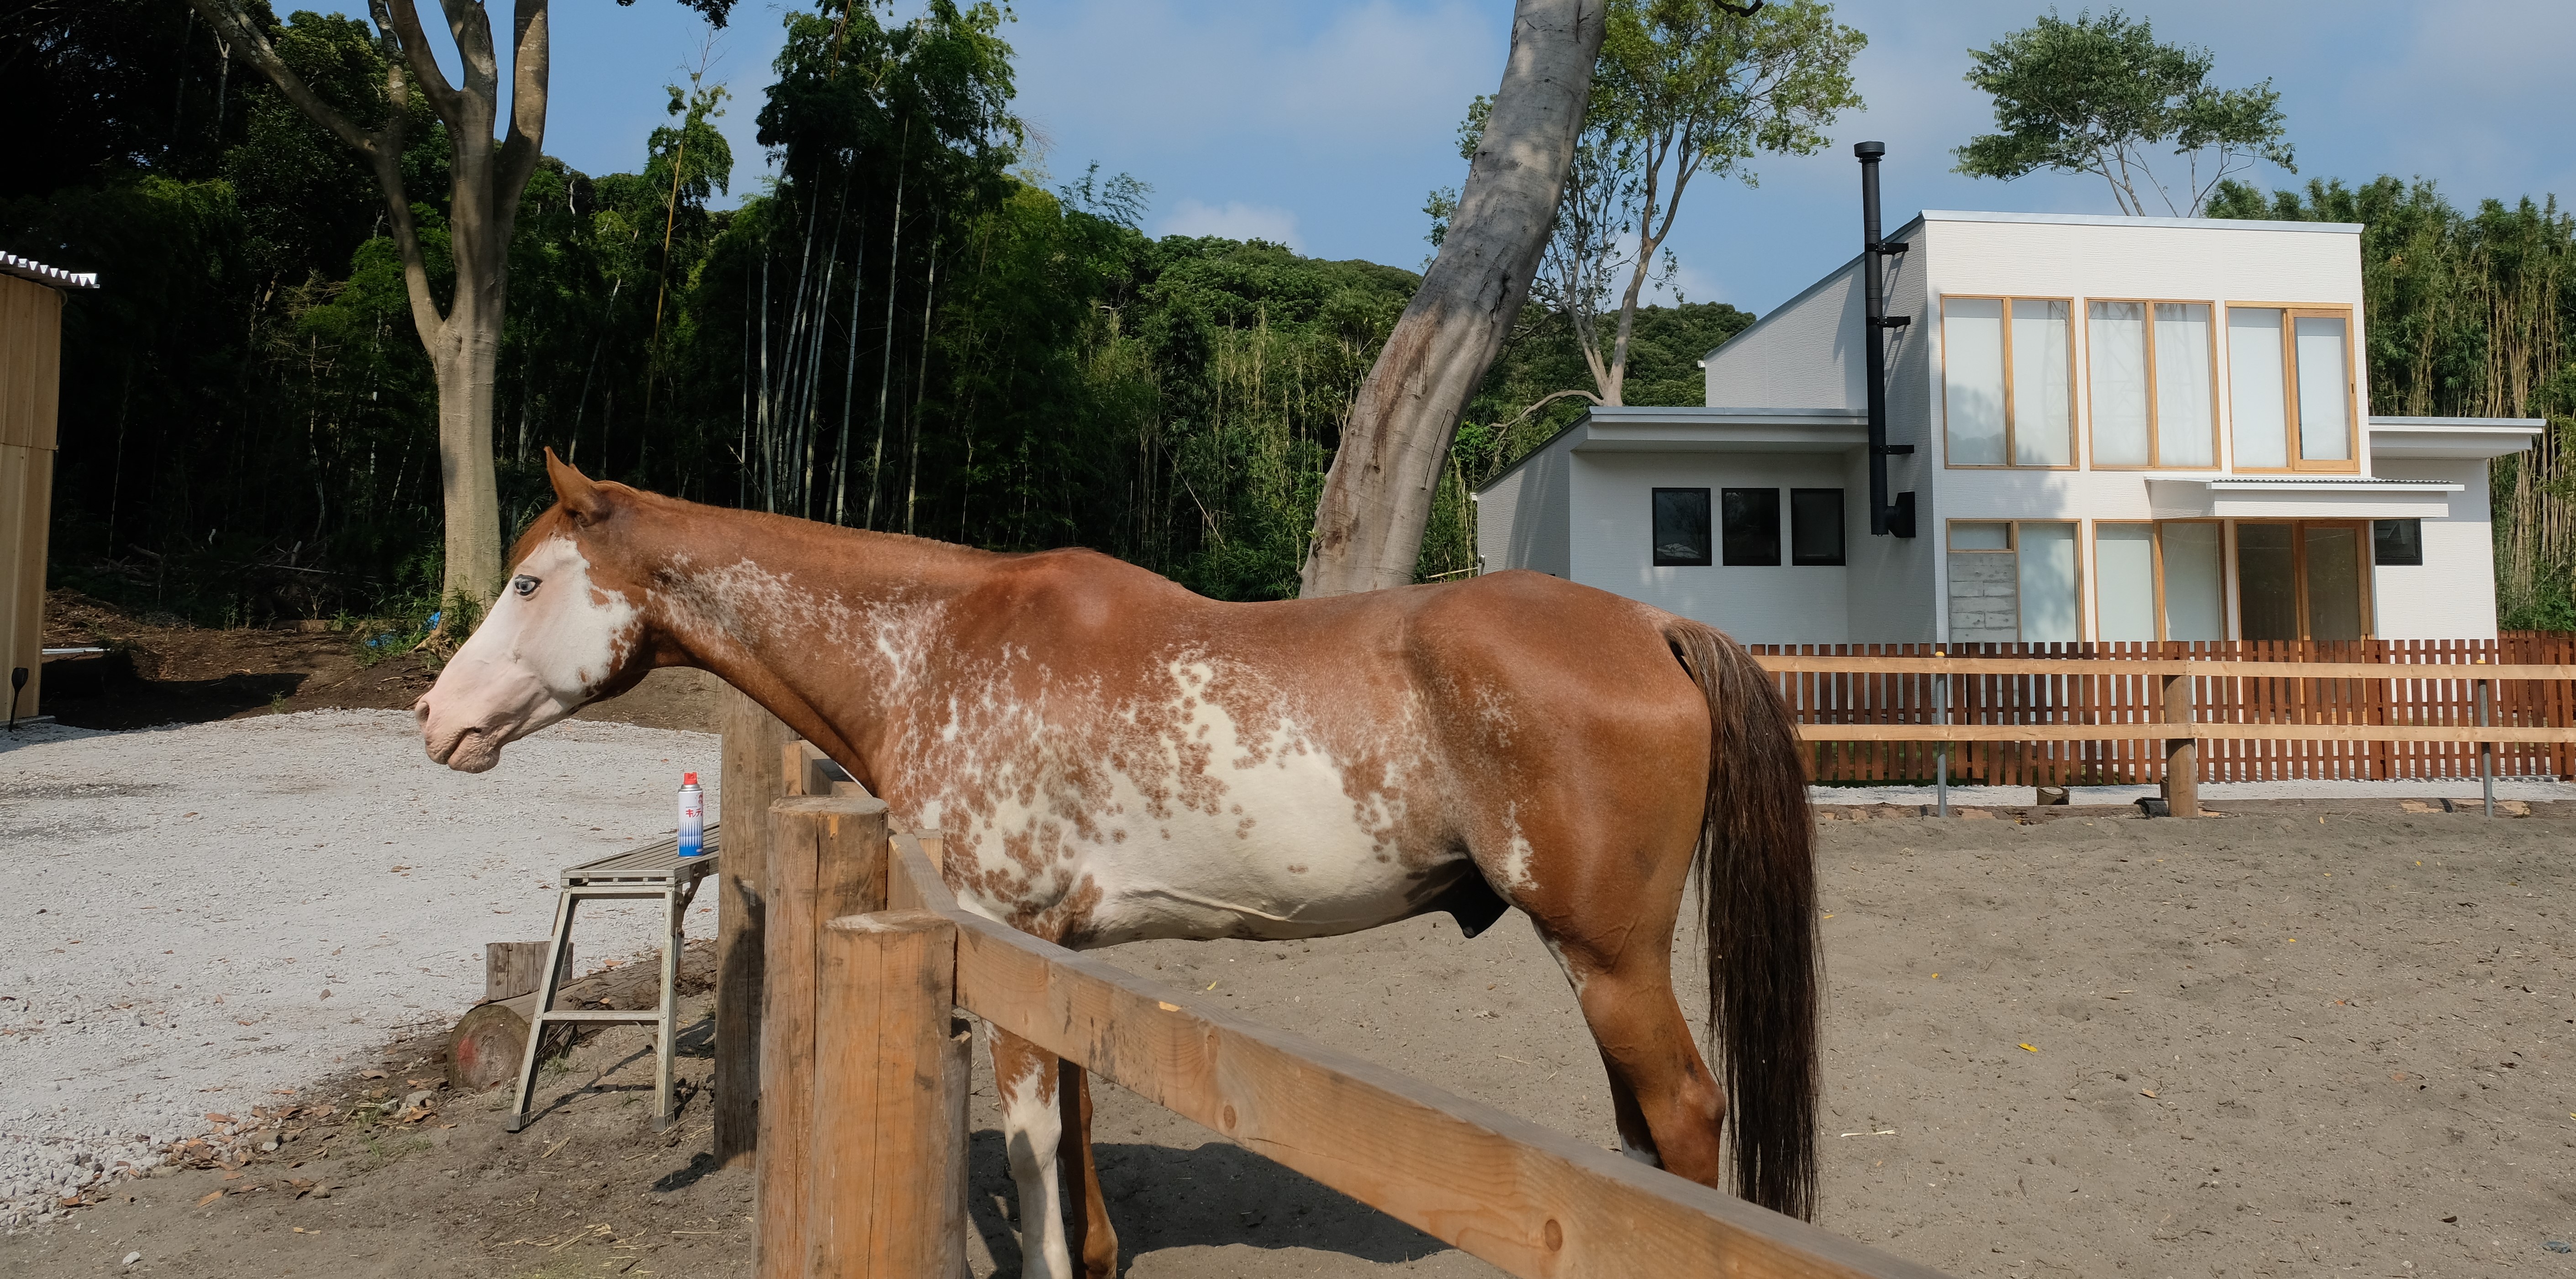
[{"x1": 0, "y1": 273, "x2": 62, "y2": 717}]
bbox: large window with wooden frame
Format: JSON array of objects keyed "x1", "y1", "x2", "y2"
[
  {"x1": 2235, "y1": 520, "x2": 2372, "y2": 641},
  {"x1": 1942, "y1": 297, "x2": 2075, "y2": 468},
  {"x1": 1947, "y1": 520, "x2": 2081, "y2": 643},
  {"x1": 2093, "y1": 521, "x2": 2226, "y2": 642},
  {"x1": 2226, "y1": 305, "x2": 2358, "y2": 471},
  {"x1": 2086, "y1": 301, "x2": 2218, "y2": 468}
]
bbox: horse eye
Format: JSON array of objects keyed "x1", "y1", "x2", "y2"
[{"x1": 512, "y1": 574, "x2": 541, "y2": 598}]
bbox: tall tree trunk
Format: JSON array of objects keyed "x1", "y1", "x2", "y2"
[
  {"x1": 1298, "y1": 0, "x2": 1605, "y2": 597},
  {"x1": 190, "y1": 0, "x2": 552, "y2": 608}
]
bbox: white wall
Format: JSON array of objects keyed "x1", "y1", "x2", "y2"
[
  {"x1": 1475, "y1": 434, "x2": 1572, "y2": 576},
  {"x1": 1851, "y1": 232, "x2": 1938, "y2": 642},
  {"x1": 1701, "y1": 257, "x2": 1867, "y2": 410},
  {"x1": 1568, "y1": 452, "x2": 1852, "y2": 644},
  {"x1": 2371, "y1": 458, "x2": 2499, "y2": 639}
]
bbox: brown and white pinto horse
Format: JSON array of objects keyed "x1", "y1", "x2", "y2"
[{"x1": 416, "y1": 453, "x2": 1820, "y2": 1278}]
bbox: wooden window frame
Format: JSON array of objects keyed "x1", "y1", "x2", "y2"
[
  {"x1": 2091, "y1": 518, "x2": 2224, "y2": 641},
  {"x1": 1940, "y1": 295, "x2": 2080, "y2": 471},
  {"x1": 2230, "y1": 517, "x2": 2376, "y2": 640},
  {"x1": 1946, "y1": 518, "x2": 2085, "y2": 641},
  {"x1": 2084, "y1": 299, "x2": 2220, "y2": 471},
  {"x1": 2223, "y1": 302, "x2": 2362, "y2": 475}
]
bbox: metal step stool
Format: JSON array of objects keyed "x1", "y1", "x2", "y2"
[{"x1": 506, "y1": 826, "x2": 722, "y2": 1132}]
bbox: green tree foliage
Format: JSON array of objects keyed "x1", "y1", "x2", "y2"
[
  {"x1": 1956, "y1": 8, "x2": 2292, "y2": 217},
  {"x1": 2210, "y1": 177, "x2": 2576, "y2": 628}
]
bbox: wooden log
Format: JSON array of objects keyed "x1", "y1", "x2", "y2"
[
  {"x1": 807, "y1": 910, "x2": 969, "y2": 1279},
  {"x1": 485, "y1": 941, "x2": 556, "y2": 1002},
  {"x1": 2162, "y1": 672, "x2": 2199, "y2": 820},
  {"x1": 879, "y1": 842, "x2": 1944, "y2": 1279},
  {"x1": 716, "y1": 685, "x2": 795, "y2": 1168},
  {"x1": 446, "y1": 942, "x2": 716, "y2": 1091},
  {"x1": 758, "y1": 795, "x2": 891, "y2": 1279}
]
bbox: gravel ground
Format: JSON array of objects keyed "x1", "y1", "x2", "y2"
[{"x1": 0, "y1": 711, "x2": 722, "y2": 1229}]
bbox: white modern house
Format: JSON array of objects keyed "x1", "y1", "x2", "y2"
[{"x1": 1474, "y1": 208, "x2": 2540, "y2": 644}]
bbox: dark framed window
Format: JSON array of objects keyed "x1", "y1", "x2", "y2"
[
  {"x1": 1790, "y1": 489, "x2": 1846, "y2": 566},
  {"x1": 1651, "y1": 488, "x2": 1711, "y2": 566},
  {"x1": 1721, "y1": 487, "x2": 1781, "y2": 566},
  {"x1": 2373, "y1": 518, "x2": 2423, "y2": 566}
]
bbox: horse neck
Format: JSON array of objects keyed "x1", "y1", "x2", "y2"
[{"x1": 636, "y1": 504, "x2": 985, "y2": 786}]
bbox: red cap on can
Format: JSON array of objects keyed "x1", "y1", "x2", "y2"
[{"x1": 684, "y1": 772, "x2": 699, "y2": 785}]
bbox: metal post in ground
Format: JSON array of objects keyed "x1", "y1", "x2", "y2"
[
  {"x1": 1935, "y1": 660, "x2": 1950, "y2": 818},
  {"x1": 2480, "y1": 677, "x2": 2495, "y2": 818}
]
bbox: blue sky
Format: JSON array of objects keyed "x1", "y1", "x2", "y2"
[{"x1": 331, "y1": 0, "x2": 2575, "y2": 315}]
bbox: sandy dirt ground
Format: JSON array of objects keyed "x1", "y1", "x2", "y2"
[{"x1": 5, "y1": 795, "x2": 2567, "y2": 1278}]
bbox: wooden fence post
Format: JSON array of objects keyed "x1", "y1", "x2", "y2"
[
  {"x1": 716, "y1": 686, "x2": 795, "y2": 1168},
  {"x1": 809, "y1": 910, "x2": 969, "y2": 1279},
  {"x1": 758, "y1": 795, "x2": 891, "y2": 1279},
  {"x1": 2162, "y1": 671, "x2": 2198, "y2": 818}
]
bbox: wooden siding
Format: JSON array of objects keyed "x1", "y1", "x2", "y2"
[{"x1": 1, "y1": 273, "x2": 64, "y2": 718}]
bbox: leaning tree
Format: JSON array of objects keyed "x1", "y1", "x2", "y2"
[
  {"x1": 186, "y1": 0, "x2": 733, "y2": 611},
  {"x1": 1297, "y1": 0, "x2": 1608, "y2": 598}
]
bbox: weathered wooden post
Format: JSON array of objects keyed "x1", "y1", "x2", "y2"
[
  {"x1": 807, "y1": 910, "x2": 970, "y2": 1278},
  {"x1": 2162, "y1": 667, "x2": 2198, "y2": 819},
  {"x1": 716, "y1": 686, "x2": 795, "y2": 1168},
  {"x1": 758, "y1": 795, "x2": 890, "y2": 1279}
]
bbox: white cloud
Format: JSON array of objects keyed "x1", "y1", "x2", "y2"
[{"x1": 1157, "y1": 198, "x2": 1305, "y2": 248}]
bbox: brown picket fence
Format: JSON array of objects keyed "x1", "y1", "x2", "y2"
[{"x1": 1748, "y1": 632, "x2": 2576, "y2": 785}]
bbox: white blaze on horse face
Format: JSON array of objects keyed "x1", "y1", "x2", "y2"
[{"x1": 415, "y1": 537, "x2": 639, "y2": 774}]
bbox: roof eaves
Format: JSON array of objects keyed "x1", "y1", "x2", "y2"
[{"x1": 0, "y1": 251, "x2": 99, "y2": 289}]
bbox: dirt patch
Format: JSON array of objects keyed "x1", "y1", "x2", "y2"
[
  {"x1": 0, "y1": 999, "x2": 754, "y2": 1278},
  {"x1": 32, "y1": 589, "x2": 722, "y2": 732},
  {"x1": 5, "y1": 802, "x2": 2567, "y2": 1276}
]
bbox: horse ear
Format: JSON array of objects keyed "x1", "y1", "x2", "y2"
[{"x1": 544, "y1": 447, "x2": 609, "y2": 526}]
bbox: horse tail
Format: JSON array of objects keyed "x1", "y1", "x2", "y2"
[{"x1": 1665, "y1": 619, "x2": 1819, "y2": 1221}]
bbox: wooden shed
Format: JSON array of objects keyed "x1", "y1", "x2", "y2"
[{"x1": 1, "y1": 251, "x2": 96, "y2": 723}]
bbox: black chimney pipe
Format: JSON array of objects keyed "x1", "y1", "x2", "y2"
[{"x1": 1856, "y1": 141, "x2": 1914, "y2": 537}]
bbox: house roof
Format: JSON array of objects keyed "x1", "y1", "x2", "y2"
[
  {"x1": 2366, "y1": 416, "x2": 2543, "y2": 460},
  {"x1": 0, "y1": 251, "x2": 98, "y2": 289},
  {"x1": 1918, "y1": 209, "x2": 2364, "y2": 235},
  {"x1": 1473, "y1": 406, "x2": 1866, "y2": 495}
]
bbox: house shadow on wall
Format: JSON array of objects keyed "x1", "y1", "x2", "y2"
[{"x1": 965, "y1": 1128, "x2": 1457, "y2": 1275}]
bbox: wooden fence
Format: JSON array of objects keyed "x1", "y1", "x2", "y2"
[
  {"x1": 1751, "y1": 633, "x2": 2576, "y2": 786},
  {"x1": 751, "y1": 784, "x2": 1955, "y2": 1279}
]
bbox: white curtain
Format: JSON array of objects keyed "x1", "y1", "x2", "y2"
[
  {"x1": 2012, "y1": 300, "x2": 2073, "y2": 466},
  {"x1": 2154, "y1": 303, "x2": 2216, "y2": 467},
  {"x1": 2088, "y1": 302, "x2": 2151, "y2": 466},
  {"x1": 2094, "y1": 524, "x2": 2157, "y2": 641},
  {"x1": 2296, "y1": 315, "x2": 2353, "y2": 461},
  {"x1": 2228, "y1": 308, "x2": 2288, "y2": 468},
  {"x1": 1943, "y1": 299, "x2": 2007, "y2": 464},
  {"x1": 2160, "y1": 522, "x2": 2225, "y2": 641},
  {"x1": 2017, "y1": 521, "x2": 2080, "y2": 641}
]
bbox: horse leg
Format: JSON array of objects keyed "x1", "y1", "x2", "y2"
[
  {"x1": 1538, "y1": 926, "x2": 1730, "y2": 1189},
  {"x1": 991, "y1": 1028, "x2": 1074, "y2": 1279},
  {"x1": 1057, "y1": 1059, "x2": 1118, "y2": 1279}
]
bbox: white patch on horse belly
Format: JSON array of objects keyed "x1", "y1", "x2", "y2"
[{"x1": 941, "y1": 658, "x2": 1444, "y2": 945}]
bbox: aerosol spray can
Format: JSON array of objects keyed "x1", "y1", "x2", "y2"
[{"x1": 677, "y1": 772, "x2": 705, "y2": 857}]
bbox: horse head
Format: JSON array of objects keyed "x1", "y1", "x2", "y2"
[{"x1": 414, "y1": 450, "x2": 663, "y2": 772}]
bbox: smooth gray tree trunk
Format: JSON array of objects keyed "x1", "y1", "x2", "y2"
[{"x1": 1298, "y1": 0, "x2": 1606, "y2": 597}]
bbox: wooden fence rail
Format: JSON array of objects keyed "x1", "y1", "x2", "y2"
[
  {"x1": 1749, "y1": 634, "x2": 2576, "y2": 786},
  {"x1": 753, "y1": 786, "x2": 1954, "y2": 1279}
]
